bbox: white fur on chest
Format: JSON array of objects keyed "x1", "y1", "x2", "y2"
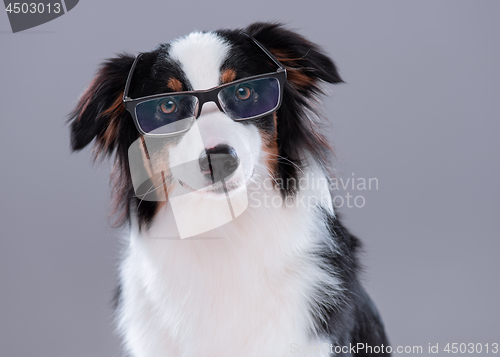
[{"x1": 117, "y1": 168, "x2": 338, "y2": 357}]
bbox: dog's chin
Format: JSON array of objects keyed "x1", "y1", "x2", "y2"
[
  {"x1": 172, "y1": 165, "x2": 254, "y2": 198},
  {"x1": 176, "y1": 177, "x2": 247, "y2": 197}
]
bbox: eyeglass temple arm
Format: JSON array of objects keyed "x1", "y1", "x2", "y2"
[
  {"x1": 123, "y1": 53, "x2": 143, "y2": 102},
  {"x1": 241, "y1": 32, "x2": 287, "y2": 76}
]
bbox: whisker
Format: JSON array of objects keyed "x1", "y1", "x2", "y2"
[
  {"x1": 263, "y1": 152, "x2": 305, "y2": 176},
  {"x1": 136, "y1": 175, "x2": 169, "y2": 209},
  {"x1": 254, "y1": 163, "x2": 281, "y2": 188}
]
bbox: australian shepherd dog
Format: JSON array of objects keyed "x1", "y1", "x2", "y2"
[{"x1": 70, "y1": 22, "x2": 389, "y2": 357}]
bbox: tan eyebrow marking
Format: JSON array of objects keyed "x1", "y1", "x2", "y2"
[
  {"x1": 167, "y1": 78, "x2": 183, "y2": 92},
  {"x1": 220, "y1": 69, "x2": 237, "y2": 84}
]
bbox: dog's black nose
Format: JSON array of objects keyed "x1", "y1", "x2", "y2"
[{"x1": 199, "y1": 144, "x2": 240, "y2": 183}]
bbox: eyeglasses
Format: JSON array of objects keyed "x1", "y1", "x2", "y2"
[{"x1": 122, "y1": 34, "x2": 287, "y2": 136}]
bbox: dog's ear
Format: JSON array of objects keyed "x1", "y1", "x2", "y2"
[
  {"x1": 245, "y1": 22, "x2": 343, "y2": 96},
  {"x1": 69, "y1": 54, "x2": 135, "y2": 157}
]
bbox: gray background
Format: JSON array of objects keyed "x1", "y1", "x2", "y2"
[{"x1": 1, "y1": 1, "x2": 499, "y2": 356}]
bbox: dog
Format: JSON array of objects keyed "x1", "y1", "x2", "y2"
[{"x1": 70, "y1": 22, "x2": 390, "y2": 357}]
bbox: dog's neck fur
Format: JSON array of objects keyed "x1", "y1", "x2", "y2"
[{"x1": 116, "y1": 160, "x2": 340, "y2": 357}]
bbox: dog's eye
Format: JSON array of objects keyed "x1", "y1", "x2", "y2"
[
  {"x1": 235, "y1": 86, "x2": 252, "y2": 101},
  {"x1": 159, "y1": 100, "x2": 176, "y2": 114}
]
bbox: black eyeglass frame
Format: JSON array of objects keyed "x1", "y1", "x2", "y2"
[{"x1": 122, "y1": 34, "x2": 287, "y2": 137}]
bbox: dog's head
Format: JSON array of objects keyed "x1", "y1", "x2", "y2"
[{"x1": 69, "y1": 22, "x2": 342, "y2": 227}]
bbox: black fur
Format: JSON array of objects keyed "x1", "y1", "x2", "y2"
[
  {"x1": 69, "y1": 22, "x2": 389, "y2": 355},
  {"x1": 313, "y1": 210, "x2": 390, "y2": 355}
]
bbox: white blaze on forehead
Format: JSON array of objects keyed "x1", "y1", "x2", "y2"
[{"x1": 169, "y1": 31, "x2": 229, "y2": 90}]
